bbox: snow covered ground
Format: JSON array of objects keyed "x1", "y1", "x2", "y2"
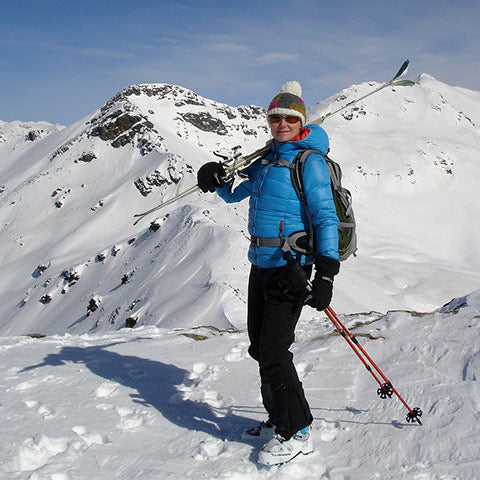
[
  {"x1": 1, "y1": 291, "x2": 479, "y2": 479},
  {"x1": 1, "y1": 71, "x2": 480, "y2": 478}
]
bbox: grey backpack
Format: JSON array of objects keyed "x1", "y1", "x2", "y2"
[{"x1": 290, "y1": 149, "x2": 357, "y2": 261}]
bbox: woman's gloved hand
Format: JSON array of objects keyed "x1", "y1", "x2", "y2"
[
  {"x1": 197, "y1": 162, "x2": 226, "y2": 193},
  {"x1": 305, "y1": 255, "x2": 340, "y2": 311}
]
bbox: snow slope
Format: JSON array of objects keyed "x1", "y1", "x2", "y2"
[
  {"x1": 1, "y1": 291, "x2": 479, "y2": 479},
  {"x1": 1, "y1": 75, "x2": 480, "y2": 337}
]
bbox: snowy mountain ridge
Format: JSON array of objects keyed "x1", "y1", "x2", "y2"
[{"x1": 1, "y1": 74, "x2": 480, "y2": 337}]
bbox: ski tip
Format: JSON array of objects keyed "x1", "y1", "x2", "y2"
[{"x1": 394, "y1": 59, "x2": 410, "y2": 80}]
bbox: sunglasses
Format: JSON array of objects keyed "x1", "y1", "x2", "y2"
[{"x1": 268, "y1": 115, "x2": 301, "y2": 125}]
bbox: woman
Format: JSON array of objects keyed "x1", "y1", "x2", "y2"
[{"x1": 197, "y1": 81, "x2": 340, "y2": 465}]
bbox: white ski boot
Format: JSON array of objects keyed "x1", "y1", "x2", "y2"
[
  {"x1": 257, "y1": 426, "x2": 313, "y2": 466},
  {"x1": 241, "y1": 420, "x2": 275, "y2": 440}
]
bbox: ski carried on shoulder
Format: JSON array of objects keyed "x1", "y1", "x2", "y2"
[
  {"x1": 133, "y1": 60, "x2": 413, "y2": 225},
  {"x1": 311, "y1": 59, "x2": 414, "y2": 125}
]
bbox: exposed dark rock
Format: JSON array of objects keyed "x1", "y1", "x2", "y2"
[
  {"x1": 96, "y1": 252, "x2": 106, "y2": 262},
  {"x1": 32, "y1": 263, "x2": 50, "y2": 278},
  {"x1": 129, "y1": 299, "x2": 140, "y2": 310},
  {"x1": 117, "y1": 84, "x2": 207, "y2": 108},
  {"x1": 26, "y1": 130, "x2": 41, "y2": 141},
  {"x1": 78, "y1": 152, "x2": 97, "y2": 163},
  {"x1": 342, "y1": 106, "x2": 367, "y2": 121},
  {"x1": 237, "y1": 105, "x2": 265, "y2": 120},
  {"x1": 61, "y1": 269, "x2": 80, "y2": 285},
  {"x1": 90, "y1": 200, "x2": 105, "y2": 211},
  {"x1": 51, "y1": 142, "x2": 73, "y2": 160},
  {"x1": 87, "y1": 297, "x2": 100, "y2": 315},
  {"x1": 125, "y1": 316, "x2": 138, "y2": 328},
  {"x1": 121, "y1": 272, "x2": 132, "y2": 284},
  {"x1": 149, "y1": 220, "x2": 160, "y2": 232},
  {"x1": 40, "y1": 295, "x2": 52, "y2": 305},
  {"x1": 109, "y1": 307, "x2": 120, "y2": 324},
  {"x1": 181, "y1": 332, "x2": 208, "y2": 341},
  {"x1": 52, "y1": 187, "x2": 71, "y2": 207},
  {"x1": 90, "y1": 113, "x2": 154, "y2": 148},
  {"x1": 181, "y1": 112, "x2": 228, "y2": 135},
  {"x1": 134, "y1": 178, "x2": 154, "y2": 197}
]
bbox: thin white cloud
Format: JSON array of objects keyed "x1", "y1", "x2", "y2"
[
  {"x1": 2, "y1": 39, "x2": 131, "y2": 59},
  {"x1": 207, "y1": 42, "x2": 250, "y2": 53},
  {"x1": 257, "y1": 52, "x2": 299, "y2": 64}
]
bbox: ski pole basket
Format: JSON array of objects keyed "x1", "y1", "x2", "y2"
[{"x1": 324, "y1": 306, "x2": 423, "y2": 425}]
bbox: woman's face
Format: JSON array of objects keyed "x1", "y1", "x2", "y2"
[{"x1": 268, "y1": 115, "x2": 302, "y2": 142}]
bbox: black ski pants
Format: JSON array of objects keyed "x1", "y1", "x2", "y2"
[{"x1": 247, "y1": 263, "x2": 313, "y2": 439}]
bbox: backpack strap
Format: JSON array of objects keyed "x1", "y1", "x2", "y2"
[
  {"x1": 257, "y1": 149, "x2": 325, "y2": 257},
  {"x1": 261, "y1": 157, "x2": 292, "y2": 168},
  {"x1": 290, "y1": 149, "x2": 321, "y2": 256}
]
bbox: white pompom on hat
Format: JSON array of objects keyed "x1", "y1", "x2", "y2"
[
  {"x1": 267, "y1": 80, "x2": 306, "y2": 125},
  {"x1": 281, "y1": 81, "x2": 303, "y2": 97}
]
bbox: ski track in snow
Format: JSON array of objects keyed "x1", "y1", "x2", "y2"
[{"x1": 1, "y1": 296, "x2": 480, "y2": 479}]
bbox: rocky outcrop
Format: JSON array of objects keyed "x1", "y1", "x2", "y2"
[
  {"x1": 181, "y1": 112, "x2": 228, "y2": 135},
  {"x1": 89, "y1": 110, "x2": 155, "y2": 148}
]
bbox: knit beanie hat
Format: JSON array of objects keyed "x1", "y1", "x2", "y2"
[{"x1": 267, "y1": 81, "x2": 306, "y2": 125}]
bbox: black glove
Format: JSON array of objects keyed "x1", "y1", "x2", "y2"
[
  {"x1": 305, "y1": 255, "x2": 340, "y2": 311},
  {"x1": 197, "y1": 162, "x2": 226, "y2": 193},
  {"x1": 265, "y1": 262, "x2": 311, "y2": 303},
  {"x1": 276, "y1": 251, "x2": 309, "y2": 300}
]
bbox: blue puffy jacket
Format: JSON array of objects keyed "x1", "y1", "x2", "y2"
[{"x1": 217, "y1": 124, "x2": 339, "y2": 268}]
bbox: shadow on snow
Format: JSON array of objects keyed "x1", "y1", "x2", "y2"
[{"x1": 21, "y1": 340, "x2": 253, "y2": 442}]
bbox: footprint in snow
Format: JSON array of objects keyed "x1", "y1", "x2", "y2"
[
  {"x1": 315, "y1": 419, "x2": 346, "y2": 442},
  {"x1": 202, "y1": 390, "x2": 225, "y2": 410},
  {"x1": 193, "y1": 438, "x2": 231, "y2": 461},
  {"x1": 115, "y1": 406, "x2": 150, "y2": 431},
  {"x1": 181, "y1": 362, "x2": 221, "y2": 389},
  {"x1": 463, "y1": 351, "x2": 480, "y2": 382},
  {"x1": 94, "y1": 381, "x2": 118, "y2": 398},
  {"x1": 169, "y1": 362, "x2": 228, "y2": 415},
  {"x1": 24, "y1": 400, "x2": 56, "y2": 419},
  {"x1": 15, "y1": 380, "x2": 38, "y2": 392},
  {"x1": 122, "y1": 361, "x2": 149, "y2": 379},
  {"x1": 14, "y1": 434, "x2": 69, "y2": 472},
  {"x1": 72, "y1": 425, "x2": 105, "y2": 446},
  {"x1": 224, "y1": 341, "x2": 249, "y2": 362}
]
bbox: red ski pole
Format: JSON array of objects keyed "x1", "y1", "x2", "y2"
[{"x1": 324, "y1": 306, "x2": 423, "y2": 425}]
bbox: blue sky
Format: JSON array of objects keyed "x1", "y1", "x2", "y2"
[{"x1": 1, "y1": 0, "x2": 479, "y2": 125}]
